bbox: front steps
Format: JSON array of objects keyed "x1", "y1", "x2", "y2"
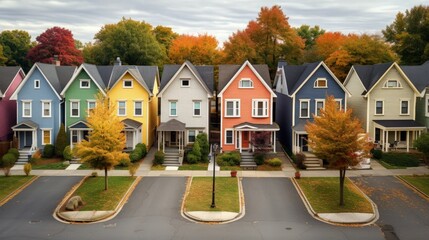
[
  {"x1": 303, "y1": 152, "x2": 325, "y2": 170},
  {"x1": 163, "y1": 149, "x2": 180, "y2": 166},
  {"x1": 16, "y1": 149, "x2": 31, "y2": 165},
  {"x1": 240, "y1": 151, "x2": 257, "y2": 170}
]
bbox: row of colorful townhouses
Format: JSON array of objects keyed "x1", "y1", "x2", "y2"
[{"x1": 1, "y1": 59, "x2": 429, "y2": 165}]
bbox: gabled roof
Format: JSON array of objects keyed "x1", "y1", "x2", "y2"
[
  {"x1": 218, "y1": 63, "x2": 272, "y2": 93},
  {"x1": 60, "y1": 63, "x2": 107, "y2": 96},
  {"x1": 352, "y1": 62, "x2": 392, "y2": 90},
  {"x1": 159, "y1": 61, "x2": 214, "y2": 95},
  {"x1": 12, "y1": 120, "x2": 39, "y2": 129},
  {"x1": 108, "y1": 65, "x2": 152, "y2": 95},
  {"x1": 136, "y1": 66, "x2": 160, "y2": 92},
  {"x1": 96, "y1": 65, "x2": 114, "y2": 87},
  {"x1": 157, "y1": 119, "x2": 186, "y2": 132},
  {"x1": 69, "y1": 121, "x2": 90, "y2": 129},
  {"x1": 122, "y1": 118, "x2": 142, "y2": 129},
  {"x1": 0, "y1": 66, "x2": 23, "y2": 97},
  {"x1": 401, "y1": 61, "x2": 429, "y2": 94}
]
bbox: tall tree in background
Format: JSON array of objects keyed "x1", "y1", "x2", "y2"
[
  {"x1": 306, "y1": 96, "x2": 372, "y2": 206},
  {"x1": 73, "y1": 93, "x2": 129, "y2": 190},
  {"x1": 89, "y1": 18, "x2": 166, "y2": 65},
  {"x1": 153, "y1": 26, "x2": 178, "y2": 55},
  {"x1": 383, "y1": 5, "x2": 429, "y2": 64},
  {"x1": 295, "y1": 25, "x2": 325, "y2": 49},
  {"x1": 26, "y1": 27, "x2": 83, "y2": 65},
  {"x1": 223, "y1": 5, "x2": 304, "y2": 74},
  {"x1": 0, "y1": 30, "x2": 32, "y2": 70},
  {"x1": 169, "y1": 34, "x2": 221, "y2": 65},
  {"x1": 223, "y1": 28, "x2": 259, "y2": 64},
  {"x1": 0, "y1": 45, "x2": 6, "y2": 65}
]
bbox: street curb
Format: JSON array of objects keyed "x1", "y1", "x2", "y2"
[
  {"x1": 54, "y1": 176, "x2": 142, "y2": 224},
  {"x1": 396, "y1": 175, "x2": 429, "y2": 201},
  {"x1": 0, "y1": 175, "x2": 39, "y2": 207},
  {"x1": 291, "y1": 177, "x2": 379, "y2": 226},
  {"x1": 181, "y1": 176, "x2": 245, "y2": 224}
]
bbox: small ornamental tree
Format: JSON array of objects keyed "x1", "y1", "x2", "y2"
[
  {"x1": 55, "y1": 123, "x2": 67, "y2": 158},
  {"x1": 414, "y1": 133, "x2": 429, "y2": 165},
  {"x1": 73, "y1": 93, "x2": 129, "y2": 190},
  {"x1": 196, "y1": 133, "x2": 209, "y2": 163},
  {"x1": 305, "y1": 96, "x2": 372, "y2": 206}
]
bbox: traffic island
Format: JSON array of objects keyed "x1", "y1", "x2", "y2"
[
  {"x1": 55, "y1": 176, "x2": 141, "y2": 224},
  {"x1": 182, "y1": 176, "x2": 245, "y2": 224}
]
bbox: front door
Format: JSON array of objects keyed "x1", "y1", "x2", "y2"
[
  {"x1": 171, "y1": 131, "x2": 177, "y2": 146},
  {"x1": 126, "y1": 131, "x2": 134, "y2": 149},
  {"x1": 24, "y1": 131, "x2": 32, "y2": 148},
  {"x1": 242, "y1": 131, "x2": 249, "y2": 149},
  {"x1": 301, "y1": 135, "x2": 308, "y2": 152}
]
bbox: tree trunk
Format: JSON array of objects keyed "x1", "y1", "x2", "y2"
[
  {"x1": 339, "y1": 166, "x2": 346, "y2": 206},
  {"x1": 104, "y1": 167, "x2": 108, "y2": 191}
]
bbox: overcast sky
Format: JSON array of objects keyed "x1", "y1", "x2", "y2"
[{"x1": 0, "y1": 0, "x2": 427, "y2": 45}]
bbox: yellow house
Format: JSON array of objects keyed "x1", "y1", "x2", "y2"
[{"x1": 107, "y1": 64, "x2": 160, "y2": 150}]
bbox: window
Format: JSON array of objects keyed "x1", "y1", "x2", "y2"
[
  {"x1": 315, "y1": 99, "x2": 324, "y2": 116},
  {"x1": 118, "y1": 101, "x2": 126, "y2": 116},
  {"x1": 252, "y1": 99, "x2": 268, "y2": 117},
  {"x1": 22, "y1": 101, "x2": 32, "y2": 117},
  {"x1": 400, "y1": 99, "x2": 409, "y2": 115},
  {"x1": 70, "y1": 101, "x2": 80, "y2": 117},
  {"x1": 80, "y1": 79, "x2": 90, "y2": 88},
  {"x1": 42, "y1": 101, "x2": 51, "y2": 117},
  {"x1": 314, "y1": 78, "x2": 327, "y2": 88},
  {"x1": 188, "y1": 130, "x2": 196, "y2": 143},
  {"x1": 299, "y1": 100, "x2": 310, "y2": 118},
  {"x1": 169, "y1": 101, "x2": 177, "y2": 116},
  {"x1": 225, "y1": 129, "x2": 233, "y2": 144},
  {"x1": 87, "y1": 100, "x2": 96, "y2": 115},
  {"x1": 34, "y1": 80, "x2": 40, "y2": 89},
  {"x1": 123, "y1": 80, "x2": 133, "y2": 88},
  {"x1": 193, "y1": 101, "x2": 201, "y2": 116},
  {"x1": 42, "y1": 129, "x2": 51, "y2": 145},
  {"x1": 384, "y1": 80, "x2": 401, "y2": 88},
  {"x1": 335, "y1": 99, "x2": 342, "y2": 110},
  {"x1": 181, "y1": 79, "x2": 190, "y2": 87},
  {"x1": 71, "y1": 130, "x2": 78, "y2": 144},
  {"x1": 225, "y1": 99, "x2": 240, "y2": 117},
  {"x1": 134, "y1": 101, "x2": 142, "y2": 116},
  {"x1": 375, "y1": 100, "x2": 383, "y2": 115},
  {"x1": 239, "y1": 79, "x2": 253, "y2": 88}
]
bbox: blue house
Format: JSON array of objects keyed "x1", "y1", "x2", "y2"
[
  {"x1": 10, "y1": 63, "x2": 76, "y2": 153},
  {"x1": 274, "y1": 61, "x2": 350, "y2": 155}
]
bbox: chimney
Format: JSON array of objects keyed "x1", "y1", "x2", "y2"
[
  {"x1": 114, "y1": 57, "x2": 122, "y2": 66},
  {"x1": 53, "y1": 55, "x2": 60, "y2": 66}
]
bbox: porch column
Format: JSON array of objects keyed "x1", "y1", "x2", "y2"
[
  {"x1": 239, "y1": 131, "x2": 242, "y2": 153},
  {"x1": 273, "y1": 131, "x2": 276, "y2": 153},
  {"x1": 162, "y1": 131, "x2": 165, "y2": 153},
  {"x1": 406, "y1": 131, "x2": 410, "y2": 152},
  {"x1": 383, "y1": 130, "x2": 387, "y2": 152},
  {"x1": 33, "y1": 129, "x2": 37, "y2": 150},
  {"x1": 70, "y1": 130, "x2": 73, "y2": 150},
  {"x1": 394, "y1": 131, "x2": 397, "y2": 141}
]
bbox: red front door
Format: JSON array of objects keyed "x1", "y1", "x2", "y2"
[{"x1": 242, "y1": 131, "x2": 249, "y2": 148}]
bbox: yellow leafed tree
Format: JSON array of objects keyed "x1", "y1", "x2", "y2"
[
  {"x1": 305, "y1": 96, "x2": 372, "y2": 206},
  {"x1": 74, "y1": 93, "x2": 129, "y2": 190}
]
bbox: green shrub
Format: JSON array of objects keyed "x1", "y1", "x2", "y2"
[
  {"x1": 130, "y1": 147, "x2": 143, "y2": 162},
  {"x1": 1, "y1": 153, "x2": 16, "y2": 176},
  {"x1": 371, "y1": 149, "x2": 382, "y2": 159},
  {"x1": 55, "y1": 123, "x2": 67, "y2": 157},
  {"x1": 381, "y1": 152, "x2": 420, "y2": 167},
  {"x1": 118, "y1": 157, "x2": 131, "y2": 167},
  {"x1": 154, "y1": 151, "x2": 165, "y2": 165},
  {"x1": 196, "y1": 133, "x2": 209, "y2": 162},
  {"x1": 267, "y1": 158, "x2": 282, "y2": 167},
  {"x1": 186, "y1": 153, "x2": 199, "y2": 164},
  {"x1": 254, "y1": 153, "x2": 265, "y2": 165},
  {"x1": 7, "y1": 148, "x2": 19, "y2": 159},
  {"x1": 295, "y1": 153, "x2": 307, "y2": 170},
  {"x1": 43, "y1": 144, "x2": 55, "y2": 158},
  {"x1": 23, "y1": 163, "x2": 32, "y2": 176},
  {"x1": 216, "y1": 151, "x2": 240, "y2": 166},
  {"x1": 135, "y1": 143, "x2": 147, "y2": 158},
  {"x1": 63, "y1": 146, "x2": 73, "y2": 161}
]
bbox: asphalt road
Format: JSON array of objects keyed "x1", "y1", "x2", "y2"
[
  {"x1": 352, "y1": 176, "x2": 429, "y2": 240},
  {"x1": 0, "y1": 176, "x2": 386, "y2": 240}
]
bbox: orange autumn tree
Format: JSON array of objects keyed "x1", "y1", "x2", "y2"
[
  {"x1": 305, "y1": 96, "x2": 371, "y2": 206},
  {"x1": 168, "y1": 34, "x2": 221, "y2": 65}
]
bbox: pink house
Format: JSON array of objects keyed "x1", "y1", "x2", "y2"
[{"x1": 0, "y1": 67, "x2": 25, "y2": 141}]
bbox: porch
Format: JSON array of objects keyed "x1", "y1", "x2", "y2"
[
  {"x1": 12, "y1": 120, "x2": 38, "y2": 151},
  {"x1": 373, "y1": 120, "x2": 426, "y2": 152},
  {"x1": 157, "y1": 119, "x2": 186, "y2": 153},
  {"x1": 69, "y1": 121, "x2": 90, "y2": 150},
  {"x1": 122, "y1": 119, "x2": 143, "y2": 150},
  {"x1": 233, "y1": 122, "x2": 279, "y2": 153}
]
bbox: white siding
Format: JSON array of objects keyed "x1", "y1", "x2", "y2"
[{"x1": 345, "y1": 71, "x2": 368, "y2": 130}]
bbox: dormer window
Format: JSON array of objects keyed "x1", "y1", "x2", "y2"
[
  {"x1": 80, "y1": 79, "x2": 90, "y2": 88},
  {"x1": 384, "y1": 80, "x2": 401, "y2": 88},
  {"x1": 34, "y1": 80, "x2": 40, "y2": 89},
  {"x1": 239, "y1": 79, "x2": 253, "y2": 88},
  {"x1": 181, "y1": 79, "x2": 190, "y2": 87},
  {"x1": 314, "y1": 78, "x2": 327, "y2": 88},
  {"x1": 123, "y1": 80, "x2": 133, "y2": 88}
]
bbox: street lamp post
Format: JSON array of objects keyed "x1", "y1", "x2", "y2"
[{"x1": 211, "y1": 143, "x2": 218, "y2": 208}]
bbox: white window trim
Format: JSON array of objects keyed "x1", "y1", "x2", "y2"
[
  {"x1": 426, "y1": 94, "x2": 429, "y2": 117},
  {"x1": 41, "y1": 100, "x2": 52, "y2": 118},
  {"x1": 117, "y1": 100, "x2": 127, "y2": 116},
  {"x1": 87, "y1": 100, "x2": 96, "y2": 116},
  {"x1": 299, "y1": 99, "x2": 310, "y2": 118},
  {"x1": 252, "y1": 99, "x2": 269, "y2": 117},
  {"x1": 70, "y1": 100, "x2": 80, "y2": 118},
  {"x1": 225, "y1": 99, "x2": 240, "y2": 117},
  {"x1": 134, "y1": 100, "x2": 143, "y2": 117},
  {"x1": 400, "y1": 98, "x2": 410, "y2": 116},
  {"x1": 169, "y1": 100, "x2": 178, "y2": 117},
  {"x1": 375, "y1": 99, "x2": 384, "y2": 115},
  {"x1": 239, "y1": 78, "x2": 254, "y2": 88},
  {"x1": 188, "y1": 130, "x2": 197, "y2": 143},
  {"x1": 314, "y1": 99, "x2": 325, "y2": 116},
  {"x1": 193, "y1": 100, "x2": 202, "y2": 117},
  {"x1": 22, "y1": 100, "x2": 32, "y2": 118},
  {"x1": 225, "y1": 129, "x2": 234, "y2": 145},
  {"x1": 383, "y1": 79, "x2": 402, "y2": 88},
  {"x1": 41, "y1": 128, "x2": 52, "y2": 145},
  {"x1": 314, "y1": 78, "x2": 327, "y2": 88},
  {"x1": 123, "y1": 79, "x2": 133, "y2": 88},
  {"x1": 34, "y1": 80, "x2": 40, "y2": 89},
  {"x1": 335, "y1": 99, "x2": 343, "y2": 110},
  {"x1": 80, "y1": 79, "x2": 90, "y2": 89},
  {"x1": 181, "y1": 79, "x2": 190, "y2": 87}
]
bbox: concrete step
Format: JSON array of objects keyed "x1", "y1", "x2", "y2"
[{"x1": 305, "y1": 167, "x2": 326, "y2": 170}]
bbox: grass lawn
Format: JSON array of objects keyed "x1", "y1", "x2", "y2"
[
  {"x1": 151, "y1": 165, "x2": 165, "y2": 170},
  {"x1": 31, "y1": 158, "x2": 68, "y2": 170},
  {"x1": 377, "y1": 160, "x2": 405, "y2": 169},
  {"x1": 184, "y1": 177, "x2": 239, "y2": 212},
  {"x1": 220, "y1": 166, "x2": 241, "y2": 171},
  {"x1": 399, "y1": 175, "x2": 429, "y2": 196},
  {"x1": 179, "y1": 163, "x2": 208, "y2": 170},
  {"x1": 78, "y1": 163, "x2": 133, "y2": 170},
  {"x1": 257, "y1": 164, "x2": 282, "y2": 171},
  {"x1": 0, "y1": 176, "x2": 35, "y2": 202},
  {"x1": 296, "y1": 177, "x2": 373, "y2": 213},
  {"x1": 71, "y1": 176, "x2": 136, "y2": 211}
]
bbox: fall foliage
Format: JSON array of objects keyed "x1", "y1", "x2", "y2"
[{"x1": 168, "y1": 34, "x2": 221, "y2": 65}]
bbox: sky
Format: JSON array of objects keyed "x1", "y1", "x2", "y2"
[{"x1": 0, "y1": 0, "x2": 427, "y2": 45}]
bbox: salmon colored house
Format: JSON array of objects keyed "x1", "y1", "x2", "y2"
[{"x1": 218, "y1": 61, "x2": 279, "y2": 154}]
